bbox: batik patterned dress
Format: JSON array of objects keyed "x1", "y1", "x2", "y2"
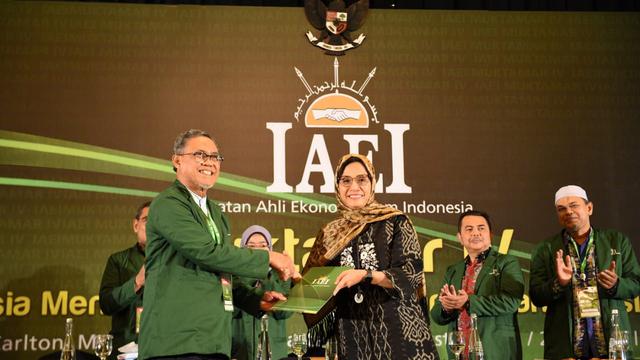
[{"x1": 326, "y1": 215, "x2": 439, "y2": 360}]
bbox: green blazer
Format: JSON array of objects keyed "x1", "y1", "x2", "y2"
[
  {"x1": 231, "y1": 273, "x2": 293, "y2": 360},
  {"x1": 99, "y1": 244, "x2": 145, "y2": 358},
  {"x1": 431, "y1": 248, "x2": 524, "y2": 360},
  {"x1": 139, "y1": 180, "x2": 270, "y2": 359},
  {"x1": 530, "y1": 228, "x2": 640, "y2": 360}
]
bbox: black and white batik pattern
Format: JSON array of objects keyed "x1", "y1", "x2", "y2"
[{"x1": 331, "y1": 215, "x2": 439, "y2": 360}]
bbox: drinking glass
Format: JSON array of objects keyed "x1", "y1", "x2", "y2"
[
  {"x1": 289, "y1": 333, "x2": 307, "y2": 360},
  {"x1": 621, "y1": 330, "x2": 629, "y2": 348},
  {"x1": 325, "y1": 336, "x2": 338, "y2": 360},
  {"x1": 447, "y1": 331, "x2": 465, "y2": 360},
  {"x1": 93, "y1": 334, "x2": 113, "y2": 360}
]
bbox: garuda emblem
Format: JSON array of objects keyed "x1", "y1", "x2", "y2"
[{"x1": 304, "y1": 0, "x2": 369, "y2": 56}]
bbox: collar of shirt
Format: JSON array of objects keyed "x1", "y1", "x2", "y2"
[
  {"x1": 186, "y1": 187, "x2": 209, "y2": 216},
  {"x1": 563, "y1": 227, "x2": 593, "y2": 259},
  {"x1": 464, "y1": 247, "x2": 492, "y2": 265}
]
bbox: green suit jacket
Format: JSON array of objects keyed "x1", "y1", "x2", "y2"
[
  {"x1": 139, "y1": 180, "x2": 270, "y2": 359},
  {"x1": 99, "y1": 244, "x2": 145, "y2": 356},
  {"x1": 530, "y1": 228, "x2": 640, "y2": 360},
  {"x1": 431, "y1": 248, "x2": 524, "y2": 360},
  {"x1": 231, "y1": 273, "x2": 293, "y2": 360}
]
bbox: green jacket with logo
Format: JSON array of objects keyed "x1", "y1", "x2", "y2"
[
  {"x1": 139, "y1": 180, "x2": 270, "y2": 359},
  {"x1": 431, "y1": 249, "x2": 524, "y2": 360},
  {"x1": 530, "y1": 228, "x2": 640, "y2": 360}
]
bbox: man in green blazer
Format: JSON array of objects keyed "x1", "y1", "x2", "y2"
[
  {"x1": 138, "y1": 129, "x2": 299, "y2": 360},
  {"x1": 99, "y1": 201, "x2": 150, "y2": 358},
  {"x1": 530, "y1": 185, "x2": 640, "y2": 360},
  {"x1": 431, "y1": 210, "x2": 524, "y2": 360}
]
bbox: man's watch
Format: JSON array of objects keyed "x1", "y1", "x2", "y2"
[{"x1": 364, "y1": 269, "x2": 373, "y2": 285}]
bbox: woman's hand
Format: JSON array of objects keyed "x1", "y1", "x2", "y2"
[
  {"x1": 332, "y1": 269, "x2": 394, "y2": 295},
  {"x1": 333, "y1": 269, "x2": 368, "y2": 295}
]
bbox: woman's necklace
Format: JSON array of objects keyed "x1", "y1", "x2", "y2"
[{"x1": 352, "y1": 236, "x2": 364, "y2": 304}]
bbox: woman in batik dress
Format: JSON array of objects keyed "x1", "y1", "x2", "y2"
[{"x1": 303, "y1": 154, "x2": 439, "y2": 360}]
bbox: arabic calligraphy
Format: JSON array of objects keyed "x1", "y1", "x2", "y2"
[{"x1": 294, "y1": 58, "x2": 378, "y2": 123}]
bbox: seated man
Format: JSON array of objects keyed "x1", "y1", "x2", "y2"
[{"x1": 431, "y1": 210, "x2": 524, "y2": 360}]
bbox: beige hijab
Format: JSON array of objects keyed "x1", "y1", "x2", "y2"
[{"x1": 306, "y1": 154, "x2": 403, "y2": 268}]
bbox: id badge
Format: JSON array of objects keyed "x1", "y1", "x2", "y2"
[
  {"x1": 135, "y1": 307, "x2": 143, "y2": 334},
  {"x1": 221, "y1": 274, "x2": 233, "y2": 312},
  {"x1": 577, "y1": 286, "x2": 601, "y2": 318}
]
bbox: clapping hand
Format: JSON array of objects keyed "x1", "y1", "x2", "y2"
[
  {"x1": 134, "y1": 265, "x2": 145, "y2": 292},
  {"x1": 597, "y1": 260, "x2": 618, "y2": 289},
  {"x1": 555, "y1": 249, "x2": 573, "y2": 286},
  {"x1": 439, "y1": 284, "x2": 469, "y2": 311}
]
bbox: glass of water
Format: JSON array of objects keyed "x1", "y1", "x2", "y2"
[
  {"x1": 447, "y1": 331, "x2": 465, "y2": 360},
  {"x1": 93, "y1": 334, "x2": 113, "y2": 360},
  {"x1": 289, "y1": 333, "x2": 307, "y2": 360}
]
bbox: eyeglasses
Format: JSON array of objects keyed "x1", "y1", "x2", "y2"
[
  {"x1": 177, "y1": 151, "x2": 224, "y2": 163},
  {"x1": 338, "y1": 175, "x2": 370, "y2": 187}
]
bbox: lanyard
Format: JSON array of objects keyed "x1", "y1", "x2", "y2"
[
  {"x1": 194, "y1": 203, "x2": 232, "y2": 310},
  {"x1": 569, "y1": 230, "x2": 595, "y2": 275},
  {"x1": 198, "y1": 205, "x2": 221, "y2": 245}
]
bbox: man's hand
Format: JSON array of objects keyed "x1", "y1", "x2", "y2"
[
  {"x1": 259, "y1": 290, "x2": 287, "y2": 312},
  {"x1": 440, "y1": 284, "x2": 456, "y2": 297},
  {"x1": 438, "y1": 284, "x2": 457, "y2": 312},
  {"x1": 555, "y1": 249, "x2": 573, "y2": 286},
  {"x1": 134, "y1": 265, "x2": 145, "y2": 293},
  {"x1": 439, "y1": 284, "x2": 469, "y2": 311},
  {"x1": 269, "y1": 251, "x2": 301, "y2": 281},
  {"x1": 597, "y1": 260, "x2": 618, "y2": 289},
  {"x1": 333, "y1": 269, "x2": 367, "y2": 296}
]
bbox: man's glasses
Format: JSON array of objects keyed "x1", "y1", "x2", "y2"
[
  {"x1": 177, "y1": 151, "x2": 224, "y2": 163},
  {"x1": 338, "y1": 175, "x2": 370, "y2": 187}
]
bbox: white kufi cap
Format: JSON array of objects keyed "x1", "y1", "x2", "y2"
[{"x1": 555, "y1": 185, "x2": 588, "y2": 204}]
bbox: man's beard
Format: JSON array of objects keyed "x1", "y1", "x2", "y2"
[{"x1": 565, "y1": 221, "x2": 580, "y2": 234}]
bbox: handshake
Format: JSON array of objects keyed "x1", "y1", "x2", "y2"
[
  {"x1": 311, "y1": 108, "x2": 360, "y2": 122},
  {"x1": 260, "y1": 251, "x2": 301, "y2": 311},
  {"x1": 268, "y1": 251, "x2": 301, "y2": 281}
]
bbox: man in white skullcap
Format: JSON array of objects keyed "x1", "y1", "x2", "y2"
[{"x1": 530, "y1": 185, "x2": 640, "y2": 360}]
